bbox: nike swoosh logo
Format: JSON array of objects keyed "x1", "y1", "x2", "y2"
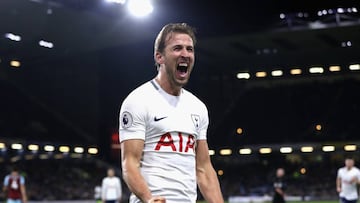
[{"x1": 154, "y1": 116, "x2": 167, "y2": 122}]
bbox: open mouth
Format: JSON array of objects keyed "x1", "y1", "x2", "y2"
[{"x1": 177, "y1": 63, "x2": 188, "y2": 74}]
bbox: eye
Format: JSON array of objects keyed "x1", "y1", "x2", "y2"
[{"x1": 187, "y1": 47, "x2": 194, "y2": 52}]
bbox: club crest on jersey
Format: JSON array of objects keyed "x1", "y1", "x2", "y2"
[
  {"x1": 191, "y1": 114, "x2": 200, "y2": 129},
  {"x1": 121, "y1": 111, "x2": 133, "y2": 129}
]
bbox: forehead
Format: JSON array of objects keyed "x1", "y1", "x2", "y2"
[{"x1": 165, "y1": 32, "x2": 194, "y2": 47}]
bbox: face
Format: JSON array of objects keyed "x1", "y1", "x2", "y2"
[
  {"x1": 107, "y1": 169, "x2": 115, "y2": 177},
  {"x1": 11, "y1": 171, "x2": 19, "y2": 177},
  {"x1": 276, "y1": 168, "x2": 284, "y2": 177},
  {"x1": 156, "y1": 33, "x2": 195, "y2": 88},
  {"x1": 345, "y1": 159, "x2": 354, "y2": 169}
]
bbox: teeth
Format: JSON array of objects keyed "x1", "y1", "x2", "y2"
[{"x1": 178, "y1": 63, "x2": 188, "y2": 67}]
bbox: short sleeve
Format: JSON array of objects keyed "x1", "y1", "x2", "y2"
[
  {"x1": 198, "y1": 104, "x2": 209, "y2": 140},
  {"x1": 3, "y1": 176, "x2": 9, "y2": 186},
  {"x1": 119, "y1": 93, "x2": 147, "y2": 142},
  {"x1": 20, "y1": 176, "x2": 25, "y2": 185}
]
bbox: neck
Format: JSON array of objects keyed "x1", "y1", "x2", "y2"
[{"x1": 155, "y1": 74, "x2": 182, "y2": 96}]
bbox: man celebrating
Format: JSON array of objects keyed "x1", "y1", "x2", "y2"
[
  {"x1": 119, "y1": 23, "x2": 224, "y2": 203},
  {"x1": 337, "y1": 157, "x2": 360, "y2": 203},
  {"x1": 2, "y1": 167, "x2": 27, "y2": 203}
]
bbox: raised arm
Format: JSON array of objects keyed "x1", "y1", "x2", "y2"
[{"x1": 196, "y1": 140, "x2": 224, "y2": 203}]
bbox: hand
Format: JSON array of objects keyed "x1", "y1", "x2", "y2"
[
  {"x1": 148, "y1": 196, "x2": 166, "y2": 203},
  {"x1": 337, "y1": 186, "x2": 341, "y2": 193},
  {"x1": 351, "y1": 176, "x2": 359, "y2": 184}
]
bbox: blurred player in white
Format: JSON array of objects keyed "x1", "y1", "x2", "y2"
[
  {"x1": 336, "y1": 157, "x2": 360, "y2": 203},
  {"x1": 101, "y1": 168, "x2": 122, "y2": 203},
  {"x1": 119, "y1": 23, "x2": 224, "y2": 203}
]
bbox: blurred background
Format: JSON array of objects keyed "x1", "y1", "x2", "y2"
[{"x1": 1, "y1": 0, "x2": 360, "y2": 202}]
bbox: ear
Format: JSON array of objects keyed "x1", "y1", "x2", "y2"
[{"x1": 155, "y1": 51, "x2": 164, "y2": 65}]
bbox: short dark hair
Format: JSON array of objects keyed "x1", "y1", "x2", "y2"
[{"x1": 153, "y1": 23, "x2": 196, "y2": 68}]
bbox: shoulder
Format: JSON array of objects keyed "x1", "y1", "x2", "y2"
[
  {"x1": 123, "y1": 81, "x2": 153, "y2": 102},
  {"x1": 182, "y1": 89, "x2": 208, "y2": 110}
]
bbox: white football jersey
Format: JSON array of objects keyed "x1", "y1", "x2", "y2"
[
  {"x1": 337, "y1": 166, "x2": 360, "y2": 200},
  {"x1": 119, "y1": 79, "x2": 209, "y2": 203}
]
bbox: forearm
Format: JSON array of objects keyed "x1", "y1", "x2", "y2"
[
  {"x1": 336, "y1": 178, "x2": 341, "y2": 189},
  {"x1": 123, "y1": 165, "x2": 152, "y2": 203},
  {"x1": 20, "y1": 185, "x2": 27, "y2": 202},
  {"x1": 197, "y1": 167, "x2": 224, "y2": 203}
]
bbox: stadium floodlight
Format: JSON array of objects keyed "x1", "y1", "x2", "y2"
[
  {"x1": 28, "y1": 144, "x2": 39, "y2": 151},
  {"x1": 322, "y1": 145, "x2": 335, "y2": 152},
  {"x1": 105, "y1": 0, "x2": 126, "y2": 4},
  {"x1": 259, "y1": 147, "x2": 272, "y2": 154},
  {"x1": 88, "y1": 147, "x2": 99, "y2": 155},
  {"x1": 280, "y1": 147, "x2": 293, "y2": 154},
  {"x1": 349, "y1": 64, "x2": 360, "y2": 71},
  {"x1": 329, "y1": 65, "x2": 341, "y2": 72},
  {"x1": 290, "y1": 68, "x2": 302, "y2": 75},
  {"x1": 217, "y1": 170, "x2": 224, "y2": 176},
  {"x1": 39, "y1": 40, "x2": 54, "y2": 49},
  {"x1": 74, "y1": 147, "x2": 84, "y2": 153},
  {"x1": 239, "y1": 148, "x2": 252, "y2": 155},
  {"x1": 271, "y1": 70, "x2": 283, "y2": 77},
  {"x1": 128, "y1": 0, "x2": 153, "y2": 17},
  {"x1": 44, "y1": 145, "x2": 55, "y2": 152},
  {"x1": 10, "y1": 60, "x2": 21, "y2": 68},
  {"x1": 11, "y1": 143, "x2": 23, "y2": 150},
  {"x1": 219, "y1": 149, "x2": 232, "y2": 155},
  {"x1": 236, "y1": 72, "x2": 250, "y2": 79},
  {"x1": 344, "y1": 145, "x2": 357, "y2": 151},
  {"x1": 59, "y1": 146, "x2": 70, "y2": 153},
  {"x1": 208, "y1": 149, "x2": 215, "y2": 156},
  {"x1": 5, "y1": 33, "x2": 21, "y2": 41},
  {"x1": 300, "y1": 146, "x2": 314, "y2": 153},
  {"x1": 309, "y1": 66, "x2": 324, "y2": 74},
  {"x1": 0, "y1": 143, "x2": 5, "y2": 149},
  {"x1": 236, "y1": 128, "x2": 243, "y2": 135},
  {"x1": 255, "y1": 71, "x2": 267, "y2": 78}
]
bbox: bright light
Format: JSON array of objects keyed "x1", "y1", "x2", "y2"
[
  {"x1": 280, "y1": 147, "x2": 293, "y2": 154},
  {"x1": 255, "y1": 71, "x2": 267, "y2": 78},
  {"x1": 208, "y1": 150, "x2": 215, "y2": 156},
  {"x1": 105, "y1": 0, "x2": 126, "y2": 4},
  {"x1": 280, "y1": 13, "x2": 285, "y2": 19},
  {"x1": 0, "y1": 143, "x2": 5, "y2": 149},
  {"x1": 271, "y1": 70, "x2": 283, "y2": 77},
  {"x1": 344, "y1": 145, "x2": 357, "y2": 151},
  {"x1": 217, "y1": 170, "x2": 224, "y2": 176},
  {"x1": 39, "y1": 40, "x2": 54, "y2": 48},
  {"x1": 290, "y1": 68, "x2": 302, "y2": 75},
  {"x1": 219, "y1": 149, "x2": 232, "y2": 155},
  {"x1": 239, "y1": 148, "x2": 252, "y2": 155},
  {"x1": 74, "y1": 147, "x2": 84, "y2": 153},
  {"x1": 236, "y1": 72, "x2": 250, "y2": 79},
  {"x1": 59, "y1": 146, "x2": 70, "y2": 153},
  {"x1": 301, "y1": 146, "x2": 314, "y2": 153},
  {"x1": 11, "y1": 143, "x2": 23, "y2": 150},
  {"x1": 329, "y1": 65, "x2": 341, "y2": 72},
  {"x1": 5, "y1": 33, "x2": 21, "y2": 41},
  {"x1": 128, "y1": 0, "x2": 153, "y2": 17},
  {"x1": 349, "y1": 64, "x2": 360, "y2": 71},
  {"x1": 88, "y1": 147, "x2": 99, "y2": 155},
  {"x1": 315, "y1": 124, "x2": 322, "y2": 131},
  {"x1": 10, "y1": 60, "x2": 21, "y2": 68},
  {"x1": 28, "y1": 144, "x2": 39, "y2": 151},
  {"x1": 322, "y1": 145, "x2": 335, "y2": 152},
  {"x1": 309, "y1": 67, "x2": 324, "y2": 74},
  {"x1": 44, "y1": 145, "x2": 55, "y2": 152},
  {"x1": 300, "y1": 167, "x2": 306, "y2": 174},
  {"x1": 236, "y1": 128, "x2": 243, "y2": 135},
  {"x1": 259, "y1": 147, "x2": 272, "y2": 154}
]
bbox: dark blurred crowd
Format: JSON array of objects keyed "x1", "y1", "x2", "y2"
[{"x1": 0, "y1": 153, "x2": 352, "y2": 201}]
